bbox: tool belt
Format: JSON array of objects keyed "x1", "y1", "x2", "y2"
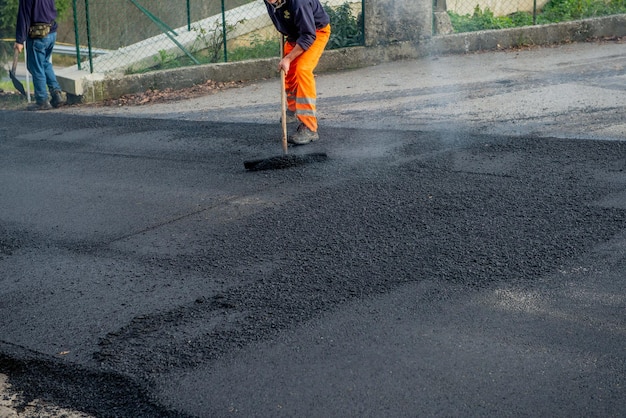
[{"x1": 28, "y1": 22, "x2": 53, "y2": 39}]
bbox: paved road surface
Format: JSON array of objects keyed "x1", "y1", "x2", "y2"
[{"x1": 1, "y1": 40, "x2": 625, "y2": 417}]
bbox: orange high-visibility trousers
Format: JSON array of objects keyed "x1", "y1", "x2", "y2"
[{"x1": 284, "y1": 24, "x2": 330, "y2": 132}]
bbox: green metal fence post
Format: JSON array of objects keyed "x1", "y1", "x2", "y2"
[
  {"x1": 85, "y1": 0, "x2": 94, "y2": 73},
  {"x1": 361, "y1": 0, "x2": 366, "y2": 45},
  {"x1": 187, "y1": 0, "x2": 191, "y2": 31},
  {"x1": 221, "y1": 0, "x2": 228, "y2": 62},
  {"x1": 72, "y1": 0, "x2": 81, "y2": 70}
]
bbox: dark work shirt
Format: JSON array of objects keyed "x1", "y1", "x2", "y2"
[
  {"x1": 16, "y1": 0, "x2": 58, "y2": 44},
  {"x1": 265, "y1": 0, "x2": 330, "y2": 50}
]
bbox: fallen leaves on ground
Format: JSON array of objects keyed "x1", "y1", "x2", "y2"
[{"x1": 99, "y1": 79, "x2": 244, "y2": 107}]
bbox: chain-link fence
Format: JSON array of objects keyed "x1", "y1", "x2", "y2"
[
  {"x1": 61, "y1": 0, "x2": 364, "y2": 75},
  {"x1": 52, "y1": 0, "x2": 626, "y2": 75},
  {"x1": 435, "y1": 0, "x2": 626, "y2": 35}
]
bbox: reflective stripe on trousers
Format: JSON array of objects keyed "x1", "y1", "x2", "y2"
[{"x1": 284, "y1": 24, "x2": 330, "y2": 132}]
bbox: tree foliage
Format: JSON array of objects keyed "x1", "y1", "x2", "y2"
[
  {"x1": 325, "y1": 2, "x2": 363, "y2": 50},
  {"x1": 449, "y1": 0, "x2": 626, "y2": 33}
]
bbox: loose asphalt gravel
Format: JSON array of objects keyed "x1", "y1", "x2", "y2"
[{"x1": 0, "y1": 40, "x2": 625, "y2": 417}]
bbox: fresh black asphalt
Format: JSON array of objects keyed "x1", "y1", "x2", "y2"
[{"x1": 1, "y1": 109, "x2": 625, "y2": 416}]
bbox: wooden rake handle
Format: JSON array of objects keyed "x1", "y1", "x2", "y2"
[
  {"x1": 281, "y1": 68, "x2": 288, "y2": 154},
  {"x1": 280, "y1": 35, "x2": 288, "y2": 154}
]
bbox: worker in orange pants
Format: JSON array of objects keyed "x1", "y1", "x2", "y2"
[{"x1": 264, "y1": 0, "x2": 331, "y2": 145}]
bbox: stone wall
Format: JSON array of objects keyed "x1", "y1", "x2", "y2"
[{"x1": 364, "y1": 0, "x2": 433, "y2": 46}]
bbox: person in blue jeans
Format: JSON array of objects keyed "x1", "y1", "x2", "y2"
[{"x1": 15, "y1": 0, "x2": 65, "y2": 111}]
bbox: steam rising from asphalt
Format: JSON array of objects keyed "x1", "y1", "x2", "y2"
[{"x1": 317, "y1": 55, "x2": 470, "y2": 135}]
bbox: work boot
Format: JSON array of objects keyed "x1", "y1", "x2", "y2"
[
  {"x1": 50, "y1": 89, "x2": 66, "y2": 108},
  {"x1": 27, "y1": 100, "x2": 53, "y2": 111},
  {"x1": 288, "y1": 123, "x2": 319, "y2": 145}
]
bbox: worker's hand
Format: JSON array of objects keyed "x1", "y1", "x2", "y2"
[
  {"x1": 14, "y1": 43, "x2": 24, "y2": 54},
  {"x1": 278, "y1": 57, "x2": 291, "y2": 74},
  {"x1": 279, "y1": 43, "x2": 304, "y2": 73}
]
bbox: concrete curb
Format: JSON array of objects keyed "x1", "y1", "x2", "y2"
[{"x1": 65, "y1": 14, "x2": 626, "y2": 102}]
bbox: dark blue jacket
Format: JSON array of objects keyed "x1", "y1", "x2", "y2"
[
  {"x1": 16, "y1": 0, "x2": 58, "y2": 44},
  {"x1": 265, "y1": 0, "x2": 330, "y2": 50}
]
